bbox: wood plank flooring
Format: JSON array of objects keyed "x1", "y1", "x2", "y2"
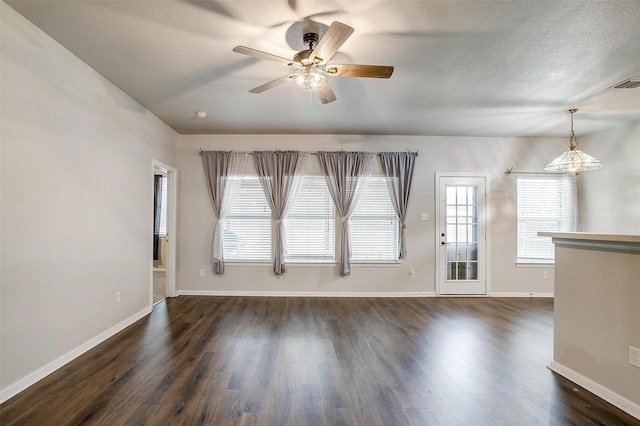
[{"x1": 1, "y1": 296, "x2": 638, "y2": 425}]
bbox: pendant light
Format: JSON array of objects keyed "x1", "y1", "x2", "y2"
[{"x1": 545, "y1": 109, "x2": 603, "y2": 173}]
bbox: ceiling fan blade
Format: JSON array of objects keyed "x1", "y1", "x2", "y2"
[
  {"x1": 248, "y1": 74, "x2": 294, "y2": 93},
  {"x1": 327, "y1": 64, "x2": 394, "y2": 79},
  {"x1": 309, "y1": 21, "x2": 354, "y2": 64},
  {"x1": 232, "y1": 46, "x2": 293, "y2": 66},
  {"x1": 316, "y1": 85, "x2": 337, "y2": 104}
]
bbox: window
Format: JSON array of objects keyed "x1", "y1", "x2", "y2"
[
  {"x1": 221, "y1": 176, "x2": 335, "y2": 263},
  {"x1": 350, "y1": 177, "x2": 399, "y2": 262},
  {"x1": 221, "y1": 175, "x2": 399, "y2": 264},
  {"x1": 284, "y1": 176, "x2": 335, "y2": 263},
  {"x1": 221, "y1": 177, "x2": 271, "y2": 261},
  {"x1": 516, "y1": 176, "x2": 576, "y2": 264}
]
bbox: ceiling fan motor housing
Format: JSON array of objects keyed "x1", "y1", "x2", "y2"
[
  {"x1": 293, "y1": 50, "x2": 313, "y2": 64},
  {"x1": 303, "y1": 32, "x2": 319, "y2": 49},
  {"x1": 293, "y1": 32, "x2": 321, "y2": 64}
]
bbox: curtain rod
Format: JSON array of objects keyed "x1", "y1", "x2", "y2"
[
  {"x1": 504, "y1": 167, "x2": 561, "y2": 176},
  {"x1": 199, "y1": 149, "x2": 418, "y2": 157}
]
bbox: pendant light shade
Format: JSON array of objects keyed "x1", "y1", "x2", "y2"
[{"x1": 545, "y1": 109, "x2": 603, "y2": 173}]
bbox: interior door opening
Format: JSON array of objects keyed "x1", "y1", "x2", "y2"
[
  {"x1": 153, "y1": 171, "x2": 167, "y2": 304},
  {"x1": 152, "y1": 160, "x2": 177, "y2": 306}
]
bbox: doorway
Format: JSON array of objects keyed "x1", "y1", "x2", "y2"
[
  {"x1": 152, "y1": 160, "x2": 177, "y2": 306},
  {"x1": 436, "y1": 174, "x2": 488, "y2": 295}
]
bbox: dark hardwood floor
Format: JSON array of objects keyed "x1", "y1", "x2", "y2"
[{"x1": 2, "y1": 296, "x2": 638, "y2": 425}]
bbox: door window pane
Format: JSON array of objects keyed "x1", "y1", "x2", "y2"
[{"x1": 444, "y1": 184, "x2": 479, "y2": 281}]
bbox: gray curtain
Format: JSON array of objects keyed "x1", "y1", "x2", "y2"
[
  {"x1": 201, "y1": 151, "x2": 248, "y2": 275},
  {"x1": 318, "y1": 151, "x2": 375, "y2": 276},
  {"x1": 253, "y1": 151, "x2": 310, "y2": 275},
  {"x1": 379, "y1": 152, "x2": 417, "y2": 260}
]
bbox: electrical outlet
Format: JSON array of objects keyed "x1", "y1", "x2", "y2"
[
  {"x1": 116, "y1": 292, "x2": 121, "y2": 303},
  {"x1": 409, "y1": 268, "x2": 415, "y2": 279},
  {"x1": 420, "y1": 213, "x2": 428, "y2": 221},
  {"x1": 630, "y1": 346, "x2": 640, "y2": 368},
  {"x1": 200, "y1": 269, "x2": 205, "y2": 277}
]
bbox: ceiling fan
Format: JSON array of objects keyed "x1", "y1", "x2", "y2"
[{"x1": 232, "y1": 21, "x2": 394, "y2": 104}]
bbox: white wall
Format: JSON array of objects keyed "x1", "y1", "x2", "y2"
[
  {"x1": 0, "y1": 3, "x2": 180, "y2": 399},
  {"x1": 579, "y1": 120, "x2": 640, "y2": 234},
  {"x1": 3, "y1": 0, "x2": 638, "y2": 404},
  {"x1": 178, "y1": 134, "x2": 562, "y2": 296},
  {"x1": 551, "y1": 240, "x2": 640, "y2": 415}
]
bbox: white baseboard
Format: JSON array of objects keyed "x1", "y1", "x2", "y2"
[
  {"x1": 176, "y1": 291, "x2": 554, "y2": 298},
  {"x1": 491, "y1": 292, "x2": 554, "y2": 297},
  {"x1": 177, "y1": 290, "x2": 437, "y2": 298},
  {"x1": 0, "y1": 306, "x2": 152, "y2": 404},
  {"x1": 548, "y1": 361, "x2": 640, "y2": 420}
]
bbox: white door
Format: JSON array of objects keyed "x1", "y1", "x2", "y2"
[{"x1": 437, "y1": 175, "x2": 487, "y2": 295}]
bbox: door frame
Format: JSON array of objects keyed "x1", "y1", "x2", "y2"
[
  {"x1": 152, "y1": 160, "x2": 178, "y2": 303},
  {"x1": 434, "y1": 172, "x2": 491, "y2": 296}
]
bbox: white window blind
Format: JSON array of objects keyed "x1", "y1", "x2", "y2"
[
  {"x1": 221, "y1": 176, "x2": 335, "y2": 263},
  {"x1": 159, "y1": 175, "x2": 167, "y2": 236},
  {"x1": 284, "y1": 176, "x2": 335, "y2": 263},
  {"x1": 350, "y1": 177, "x2": 399, "y2": 262},
  {"x1": 220, "y1": 175, "x2": 399, "y2": 264},
  {"x1": 516, "y1": 177, "x2": 565, "y2": 263},
  {"x1": 221, "y1": 177, "x2": 271, "y2": 262}
]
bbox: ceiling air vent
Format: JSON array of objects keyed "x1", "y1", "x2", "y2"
[{"x1": 612, "y1": 78, "x2": 640, "y2": 89}]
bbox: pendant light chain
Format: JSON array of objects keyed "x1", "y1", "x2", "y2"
[{"x1": 569, "y1": 109, "x2": 577, "y2": 150}]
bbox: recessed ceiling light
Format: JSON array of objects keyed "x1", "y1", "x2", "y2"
[{"x1": 195, "y1": 111, "x2": 207, "y2": 119}]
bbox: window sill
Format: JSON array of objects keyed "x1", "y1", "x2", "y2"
[
  {"x1": 223, "y1": 261, "x2": 400, "y2": 267},
  {"x1": 285, "y1": 262, "x2": 337, "y2": 267},
  {"x1": 351, "y1": 261, "x2": 401, "y2": 267},
  {"x1": 224, "y1": 261, "x2": 270, "y2": 267},
  {"x1": 225, "y1": 261, "x2": 337, "y2": 267},
  {"x1": 516, "y1": 262, "x2": 555, "y2": 268}
]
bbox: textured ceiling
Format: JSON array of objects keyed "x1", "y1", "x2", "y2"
[{"x1": 6, "y1": 0, "x2": 640, "y2": 137}]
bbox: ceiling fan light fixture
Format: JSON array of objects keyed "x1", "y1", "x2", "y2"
[
  {"x1": 293, "y1": 66, "x2": 328, "y2": 91},
  {"x1": 544, "y1": 109, "x2": 603, "y2": 173}
]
